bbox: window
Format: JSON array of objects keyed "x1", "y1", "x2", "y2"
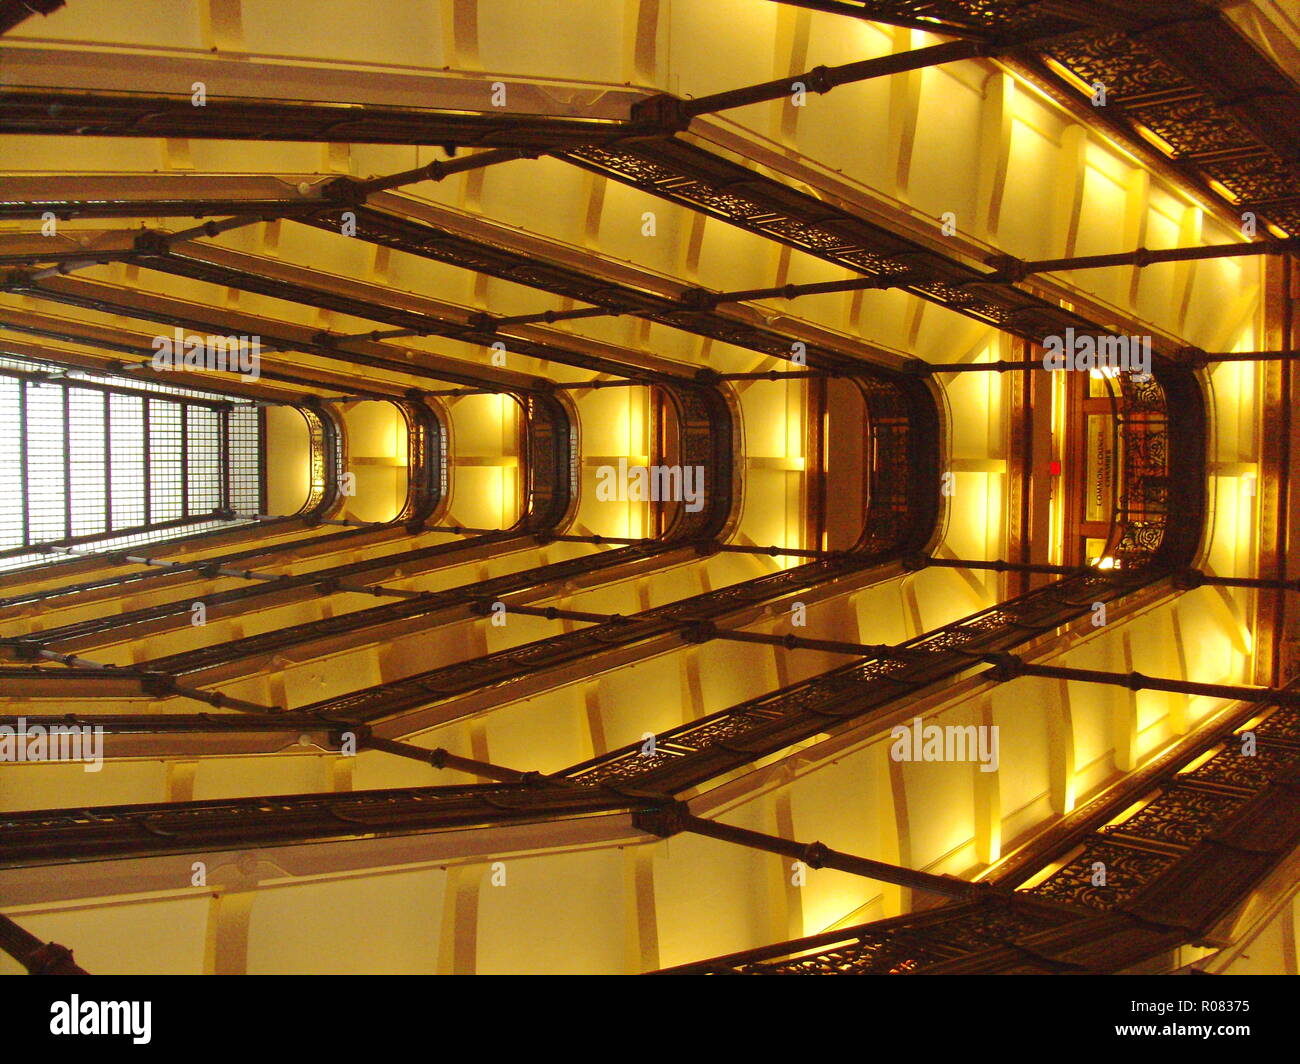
[{"x1": 0, "y1": 355, "x2": 262, "y2": 572}]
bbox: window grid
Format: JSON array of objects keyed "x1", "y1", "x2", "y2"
[
  {"x1": 0, "y1": 357, "x2": 263, "y2": 573},
  {"x1": 227, "y1": 405, "x2": 261, "y2": 515},
  {"x1": 23, "y1": 381, "x2": 66, "y2": 545},
  {"x1": 68, "y1": 388, "x2": 107, "y2": 539},
  {"x1": 0, "y1": 377, "x2": 24, "y2": 550},
  {"x1": 149, "y1": 400, "x2": 184, "y2": 523}
]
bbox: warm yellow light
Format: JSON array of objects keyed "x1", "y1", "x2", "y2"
[
  {"x1": 1040, "y1": 56, "x2": 1094, "y2": 99},
  {"x1": 820, "y1": 408, "x2": 829, "y2": 474},
  {"x1": 1134, "y1": 123, "x2": 1178, "y2": 158}
]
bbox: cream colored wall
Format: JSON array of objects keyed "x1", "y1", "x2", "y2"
[
  {"x1": 339, "y1": 401, "x2": 408, "y2": 524},
  {"x1": 264, "y1": 406, "x2": 310, "y2": 516}
]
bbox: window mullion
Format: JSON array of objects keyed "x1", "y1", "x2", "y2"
[
  {"x1": 103, "y1": 390, "x2": 112, "y2": 532},
  {"x1": 142, "y1": 397, "x2": 152, "y2": 528},
  {"x1": 180, "y1": 401, "x2": 189, "y2": 519},
  {"x1": 60, "y1": 382, "x2": 71, "y2": 541},
  {"x1": 18, "y1": 380, "x2": 29, "y2": 549}
]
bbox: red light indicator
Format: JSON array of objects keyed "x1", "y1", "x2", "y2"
[{"x1": 1048, "y1": 459, "x2": 1061, "y2": 476}]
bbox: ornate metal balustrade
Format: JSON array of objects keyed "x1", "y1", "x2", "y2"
[
  {"x1": 0, "y1": 355, "x2": 1200, "y2": 857},
  {"x1": 766, "y1": 0, "x2": 1177, "y2": 40},
  {"x1": 665, "y1": 383, "x2": 739, "y2": 542},
  {"x1": 0, "y1": 370, "x2": 934, "y2": 734},
  {"x1": 0, "y1": 780, "x2": 636, "y2": 868},
  {"x1": 558, "y1": 567, "x2": 1151, "y2": 795},
  {"x1": 294, "y1": 198, "x2": 917, "y2": 379},
  {"x1": 394, "y1": 396, "x2": 447, "y2": 526},
  {"x1": 115, "y1": 238, "x2": 681, "y2": 385},
  {"x1": 0, "y1": 521, "x2": 399, "y2": 612},
  {"x1": 1101, "y1": 372, "x2": 1174, "y2": 568},
  {"x1": 662, "y1": 691, "x2": 1300, "y2": 974},
  {"x1": 520, "y1": 390, "x2": 578, "y2": 535},
  {"x1": 0, "y1": 87, "x2": 653, "y2": 151},
  {"x1": 0, "y1": 531, "x2": 522, "y2": 656},
  {"x1": 2, "y1": 273, "x2": 531, "y2": 394},
  {"x1": 292, "y1": 529, "x2": 925, "y2": 729},
  {"x1": 0, "y1": 39, "x2": 656, "y2": 150},
  {"x1": 564, "y1": 136, "x2": 1230, "y2": 369},
  {"x1": 856, "y1": 375, "x2": 917, "y2": 552},
  {"x1": 770, "y1": 1, "x2": 1300, "y2": 238},
  {"x1": 73, "y1": 381, "x2": 723, "y2": 679},
  {"x1": 1026, "y1": 702, "x2": 1300, "y2": 913},
  {"x1": 297, "y1": 402, "x2": 342, "y2": 520},
  {"x1": 1035, "y1": 22, "x2": 1300, "y2": 238},
  {"x1": 0, "y1": 568, "x2": 1158, "y2": 867},
  {"x1": 0, "y1": 299, "x2": 387, "y2": 405},
  {"x1": 659, "y1": 895, "x2": 1083, "y2": 975}
]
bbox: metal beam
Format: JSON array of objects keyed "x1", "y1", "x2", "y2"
[
  {"x1": 360, "y1": 735, "x2": 570, "y2": 787},
  {"x1": 0, "y1": 48, "x2": 655, "y2": 147},
  {"x1": 0, "y1": 310, "x2": 380, "y2": 402},
  {"x1": 983, "y1": 653, "x2": 1300, "y2": 707},
  {"x1": 636, "y1": 804, "x2": 987, "y2": 900},
  {"x1": 0, "y1": 911, "x2": 86, "y2": 975},
  {"x1": 0, "y1": 270, "x2": 534, "y2": 392},
  {"x1": 910, "y1": 555, "x2": 1300, "y2": 592},
  {"x1": 0, "y1": 0, "x2": 63, "y2": 36},
  {"x1": 664, "y1": 41, "x2": 985, "y2": 121},
  {"x1": 991, "y1": 239, "x2": 1299, "y2": 278}
]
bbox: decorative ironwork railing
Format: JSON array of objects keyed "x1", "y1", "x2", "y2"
[
  {"x1": 2, "y1": 532, "x2": 523, "y2": 653},
  {"x1": 770, "y1": 2, "x2": 1300, "y2": 236},
  {"x1": 667, "y1": 694, "x2": 1300, "y2": 975},
  {"x1": 0, "y1": 362, "x2": 1202, "y2": 861},
  {"x1": 0, "y1": 567, "x2": 1158, "y2": 866},
  {"x1": 856, "y1": 375, "x2": 928, "y2": 554},
  {"x1": 297, "y1": 402, "x2": 341, "y2": 519},
  {"x1": 301, "y1": 201, "x2": 916, "y2": 380},
  {"x1": 122, "y1": 239, "x2": 673, "y2": 385},
  {"x1": 1037, "y1": 23, "x2": 1300, "y2": 237},
  {"x1": 394, "y1": 397, "x2": 447, "y2": 526},
  {"x1": 659, "y1": 896, "x2": 1083, "y2": 975},
  {"x1": 111, "y1": 379, "x2": 737, "y2": 676},
  {"x1": 763, "y1": 1, "x2": 1080, "y2": 41},
  {"x1": 557, "y1": 568, "x2": 1148, "y2": 794},
  {"x1": 666, "y1": 382, "x2": 738, "y2": 543},
  {"x1": 521, "y1": 390, "x2": 578, "y2": 535},
  {"x1": 0, "y1": 521, "x2": 389, "y2": 612},
  {"x1": 1103, "y1": 371, "x2": 1172, "y2": 568}
]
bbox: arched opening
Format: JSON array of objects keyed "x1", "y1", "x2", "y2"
[
  {"x1": 336, "y1": 399, "x2": 410, "y2": 525},
  {"x1": 262, "y1": 405, "x2": 313, "y2": 517}
]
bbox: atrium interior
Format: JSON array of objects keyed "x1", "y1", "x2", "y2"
[{"x1": 0, "y1": 0, "x2": 1297, "y2": 976}]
